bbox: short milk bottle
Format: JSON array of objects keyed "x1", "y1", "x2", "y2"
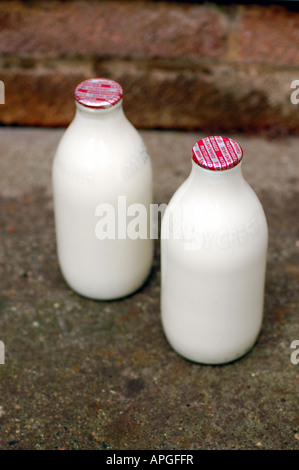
[
  {"x1": 161, "y1": 136, "x2": 268, "y2": 364},
  {"x1": 52, "y1": 78, "x2": 153, "y2": 299}
]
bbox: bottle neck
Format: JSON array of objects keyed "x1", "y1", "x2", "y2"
[
  {"x1": 189, "y1": 159, "x2": 244, "y2": 189},
  {"x1": 74, "y1": 99, "x2": 125, "y2": 125}
]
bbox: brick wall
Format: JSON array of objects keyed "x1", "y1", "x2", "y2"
[{"x1": 0, "y1": 1, "x2": 298, "y2": 134}]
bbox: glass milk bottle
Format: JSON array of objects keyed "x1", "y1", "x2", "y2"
[
  {"x1": 52, "y1": 78, "x2": 153, "y2": 300},
  {"x1": 161, "y1": 136, "x2": 268, "y2": 364}
]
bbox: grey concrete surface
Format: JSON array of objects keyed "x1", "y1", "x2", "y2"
[{"x1": 0, "y1": 127, "x2": 298, "y2": 450}]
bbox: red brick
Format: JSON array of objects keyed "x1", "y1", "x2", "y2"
[
  {"x1": 0, "y1": 1, "x2": 228, "y2": 60},
  {"x1": 234, "y1": 5, "x2": 299, "y2": 66},
  {"x1": 1, "y1": 63, "x2": 298, "y2": 134},
  {"x1": 0, "y1": 69, "x2": 85, "y2": 126},
  {"x1": 119, "y1": 64, "x2": 299, "y2": 134}
]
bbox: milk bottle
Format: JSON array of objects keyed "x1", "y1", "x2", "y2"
[
  {"x1": 161, "y1": 136, "x2": 268, "y2": 364},
  {"x1": 52, "y1": 78, "x2": 153, "y2": 299}
]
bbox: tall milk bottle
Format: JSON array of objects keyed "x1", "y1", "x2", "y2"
[
  {"x1": 52, "y1": 78, "x2": 153, "y2": 300},
  {"x1": 161, "y1": 136, "x2": 268, "y2": 364}
]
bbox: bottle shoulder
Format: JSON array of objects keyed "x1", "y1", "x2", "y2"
[
  {"x1": 167, "y1": 171, "x2": 263, "y2": 208},
  {"x1": 162, "y1": 171, "x2": 267, "y2": 236},
  {"x1": 53, "y1": 112, "x2": 150, "y2": 168},
  {"x1": 52, "y1": 115, "x2": 152, "y2": 189},
  {"x1": 56, "y1": 112, "x2": 142, "y2": 151}
]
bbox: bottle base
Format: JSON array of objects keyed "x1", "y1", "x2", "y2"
[
  {"x1": 59, "y1": 264, "x2": 153, "y2": 301},
  {"x1": 164, "y1": 335, "x2": 260, "y2": 365}
]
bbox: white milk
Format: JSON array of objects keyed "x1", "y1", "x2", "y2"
[
  {"x1": 52, "y1": 78, "x2": 153, "y2": 299},
  {"x1": 161, "y1": 136, "x2": 268, "y2": 364}
]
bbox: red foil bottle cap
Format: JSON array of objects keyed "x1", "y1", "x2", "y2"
[
  {"x1": 75, "y1": 78, "x2": 123, "y2": 109},
  {"x1": 192, "y1": 136, "x2": 243, "y2": 171}
]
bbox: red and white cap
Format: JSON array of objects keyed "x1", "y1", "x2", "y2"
[
  {"x1": 192, "y1": 136, "x2": 243, "y2": 171},
  {"x1": 75, "y1": 78, "x2": 123, "y2": 109}
]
